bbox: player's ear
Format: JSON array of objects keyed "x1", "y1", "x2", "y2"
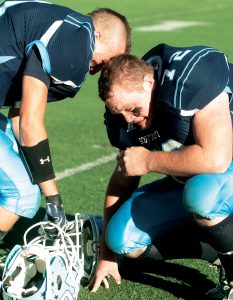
[
  {"x1": 95, "y1": 31, "x2": 101, "y2": 39},
  {"x1": 142, "y1": 74, "x2": 154, "y2": 92}
]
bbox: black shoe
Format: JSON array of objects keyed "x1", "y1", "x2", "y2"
[{"x1": 205, "y1": 260, "x2": 233, "y2": 299}]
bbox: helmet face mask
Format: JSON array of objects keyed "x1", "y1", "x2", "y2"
[
  {"x1": 1, "y1": 213, "x2": 101, "y2": 300},
  {"x1": 79, "y1": 214, "x2": 101, "y2": 283},
  {"x1": 63, "y1": 213, "x2": 101, "y2": 283}
]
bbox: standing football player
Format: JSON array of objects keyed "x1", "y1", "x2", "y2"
[
  {"x1": 0, "y1": 1, "x2": 131, "y2": 242},
  {"x1": 90, "y1": 45, "x2": 233, "y2": 299}
]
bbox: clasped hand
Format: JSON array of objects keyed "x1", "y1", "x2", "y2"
[{"x1": 117, "y1": 146, "x2": 151, "y2": 176}]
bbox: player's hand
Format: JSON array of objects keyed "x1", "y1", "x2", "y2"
[
  {"x1": 117, "y1": 146, "x2": 151, "y2": 176},
  {"x1": 88, "y1": 259, "x2": 121, "y2": 292},
  {"x1": 43, "y1": 194, "x2": 67, "y2": 236}
]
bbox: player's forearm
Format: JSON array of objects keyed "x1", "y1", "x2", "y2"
[
  {"x1": 101, "y1": 169, "x2": 140, "y2": 257},
  {"x1": 18, "y1": 120, "x2": 56, "y2": 187},
  {"x1": 19, "y1": 75, "x2": 48, "y2": 145},
  {"x1": 39, "y1": 179, "x2": 59, "y2": 197},
  {"x1": 104, "y1": 169, "x2": 139, "y2": 222},
  {"x1": 99, "y1": 193, "x2": 119, "y2": 259},
  {"x1": 8, "y1": 107, "x2": 47, "y2": 146},
  {"x1": 9, "y1": 108, "x2": 58, "y2": 196},
  {"x1": 8, "y1": 108, "x2": 20, "y2": 141},
  {"x1": 147, "y1": 145, "x2": 232, "y2": 177},
  {"x1": 100, "y1": 195, "x2": 125, "y2": 262},
  {"x1": 19, "y1": 114, "x2": 47, "y2": 146}
]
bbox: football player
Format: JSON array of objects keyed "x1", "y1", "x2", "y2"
[
  {"x1": 0, "y1": 1, "x2": 131, "y2": 242},
  {"x1": 90, "y1": 45, "x2": 233, "y2": 299}
]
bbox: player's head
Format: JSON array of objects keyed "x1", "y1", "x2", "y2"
[
  {"x1": 88, "y1": 8, "x2": 131, "y2": 75},
  {"x1": 98, "y1": 54, "x2": 155, "y2": 129}
]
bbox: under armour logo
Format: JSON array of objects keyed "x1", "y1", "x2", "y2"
[{"x1": 40, "y1": 156, "x2": 50, "y2": 164}]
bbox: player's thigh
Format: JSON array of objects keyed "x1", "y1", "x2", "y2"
[
  {"x1": 0, "y1": 206, "x2": 20, "y2": 232},
  {"x1": 183, "y1": 162, "x2": 233, "y2": 219},
  {"x1": 106, "y1": 177, "x2": 190, "y2": 254},
  {"x1": 0, "y1": 114, "x2": 41, "y2": 218}
]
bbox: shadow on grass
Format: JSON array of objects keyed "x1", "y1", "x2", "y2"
[{"x1": 119, "y1": 258, "x2": 216, "y2": 300}]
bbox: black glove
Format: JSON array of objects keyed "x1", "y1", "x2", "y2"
[{"x1": 43, "y1": 194, "x2": 67, "y2": 237}]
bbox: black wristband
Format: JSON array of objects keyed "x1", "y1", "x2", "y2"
[
  {"x1": 20, "y1": 139, "x2": 55, "y2": 184},
  {"x1": 46, "y1": 194, "x2": 62, "y2": 206}
]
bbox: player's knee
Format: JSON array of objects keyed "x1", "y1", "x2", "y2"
[
  {"x1": 25, "y1": 186, "x2": 42, "y2": 218},
  {"x1": 105, "y1": 217, "x2": 128, "y2": 254},
  {"x1": 105, "y1": 195, "x2": 148, "y2": 255},
  {"x1": 20, "y1": 184, "x2": 41, "y2": 219},
  {"x1": 183, "y1": 174, "x2": 219, "y2": 217}
]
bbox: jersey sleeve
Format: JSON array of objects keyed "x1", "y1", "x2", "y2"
[
  {"x1": 175, "y1": 50, "x2": 230, "y2": 111},
  {"x1": 3, "y1": 47, "x2": 50, "y2": 107},
  {"x1": 46, "y1": 13, "x2": 94, "y2": 100},
  {"x1": 23, "y1": 13, "x2": 94, "y2": 102},
  {"x1": 23, "y1": 47, "x2": 50, "y2": 87}
]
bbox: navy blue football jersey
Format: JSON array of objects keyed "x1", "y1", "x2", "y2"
[
  {"x1": 0, "y1": 0, "x2": 95, "y2": 107},
  {"x1": 104, "y1": 44, "x2": 233, "y2": 154}
]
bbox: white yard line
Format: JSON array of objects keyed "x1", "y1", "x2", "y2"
[
  {"x1": 129, "y1": 3, "x2": 226, "y2": 25},
  {"x1": 134, "y1": 20, "x2": 212, "y2": 32},
  {"x1": 56, "y1": 153, "x2": 116, "y2": 181}
]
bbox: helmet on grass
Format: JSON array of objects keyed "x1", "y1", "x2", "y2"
[{"x1": 1, "y1": 213, "x2": 101, "y2": 300}]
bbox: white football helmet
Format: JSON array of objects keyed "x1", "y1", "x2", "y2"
[
  {"x1": 63, "y1": 213, "x2": 101, "y2": 283},
  {"x1": 0, "y1": 213, "x2": 101, "y2": 300}
]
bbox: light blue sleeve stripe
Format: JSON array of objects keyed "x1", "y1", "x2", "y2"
[
  {"x1": 0, "y1": 56, "x2": 16, "y2": 64},
  {"x1": 65, "y1": 15, "x2": 94, "y2": 52},
  {"x1": 178, "y1": 49, "x2": 219, "y2": 109},
  {"x1": 25, "y1": 40, "x2": 51, "y2": 75},
  {"x1": 173, "y1": 47, "x2": 214, "y2": 108},
  {"x1": 224, "y1": 86, "x2": 233, "y2": 101}
]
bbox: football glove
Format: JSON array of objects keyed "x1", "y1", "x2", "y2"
[{"x1": 43, "y1": 194, "x2": 67, "y2": 237}]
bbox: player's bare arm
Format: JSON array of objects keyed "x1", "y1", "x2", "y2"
[
  {"x1": 20, "y1": 75, "x2": 48, "y2": 145},
  {"x1": 119, "y1": 92, "x2": 232, "y2": 177},
  {"x1": 19, "y1": 75, "x2": 58, "y2": 196},
  {"x1": 100, "y1": 166, "x2": 140, "y2": 258},
  {"x1": 89, "y1": 164, "x2": 140, "y2": 292}
]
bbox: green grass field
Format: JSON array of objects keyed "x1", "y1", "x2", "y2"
[{"x1": 1, "y1": 0, "x2": 233, "y2": 299}]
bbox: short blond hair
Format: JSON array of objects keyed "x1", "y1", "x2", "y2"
[
  {"x1": 98, "y1": 54, "x2": 154, "y2": 101},
  {"x1": 88, "y1": 8, "x2": 131, "y2": 54}
]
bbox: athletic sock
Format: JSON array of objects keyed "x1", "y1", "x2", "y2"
[
  {"x1": 137, "y1": 244, "x2": 163, "y2": 261},
  {"x1": 152, "y1": 225, "x2": 218, "y2": 262},
  {"x1": 202, "y1": 214, "x2": 233, "y2": 285}
]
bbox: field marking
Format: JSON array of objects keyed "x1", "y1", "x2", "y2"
[
  {"x1": 129, "y1": 3, "x2": 227, "y2": 25},
  {"x1": 56, "y1": 153, "x2": 116, "y2": 181},
  {"x1": 134, "y1": 20, "x2": 211, "y2": 32}
]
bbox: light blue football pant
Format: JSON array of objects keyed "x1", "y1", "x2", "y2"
[
  {"x1": 106, "y1": 162, "x2": 233, "y2": 254},
  {"x1": 0, "y1": 113, "x2": 41, "y2": 218}
]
